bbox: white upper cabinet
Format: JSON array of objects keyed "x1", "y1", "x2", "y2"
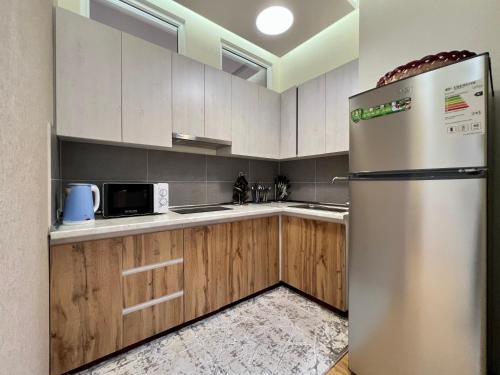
[
  {"x1": 298, "y1": 74, "x2": 326, "y2": 157},
  {"x1": 122, "y1": 33, "x2": 172, "y2": 148},
  {"x1": 325, "y1": 60, "x2": 359, "y2": 153},
  {"x1": 231, "y1": 76, "x2": 259, "y2": 156},
  {"x1": 204, "y1": 65, "x2": 231, "y2": 141},
  {"x1": 56, "y1": 8, "x2": 121, "y2": 142},
  {"x1": 255, "y1": 87, "x2": 281, "y2": 159},
  {"x1": 172, "y1": 53, "x2": 204, "y2": 137},
  {"x1": 280, "y1": 87, "x2": 297, "y2": 159}
]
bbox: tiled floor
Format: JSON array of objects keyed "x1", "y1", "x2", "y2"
[{"x1": 79, "y1": 286, "x2": 348, "y2": 375}]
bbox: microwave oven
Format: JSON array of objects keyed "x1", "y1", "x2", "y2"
[{"x1": 102, "y1": 183, "x2": 169, "y2": 218}]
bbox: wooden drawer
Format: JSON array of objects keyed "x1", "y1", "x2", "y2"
[
  {"x1": 123, "y1": 262, "x2": 183, "y2": 308},
  {"x1": 121, "y1": 229, "x2": 185, "y2": 347},
  {"x1": 123, "y1": 230, "x2": 183, "y2": 270},
  {"x1": 123, "y1": 295, "x2": 184, "y2": 347}
]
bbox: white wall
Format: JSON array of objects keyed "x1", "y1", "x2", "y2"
[
  {"x1": 359, "y1": 0, "x2": 500, "y2": 91},
  {"x1": 0, "y1": 1, "x2": 53, "y2": 374},
  {"x1": 279, "y1": 10, "x2": 359, "y2": 92}
]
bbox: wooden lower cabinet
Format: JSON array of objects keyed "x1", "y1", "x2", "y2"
[
  {"x1": 184, "y1": 217, "x2": 279, "y2": 321},
  {"x1": 50, "y1": 238, "x2": 124, "y2": 375},
  {"x1": 282, "y1": 216, "x2": 347, "y2": 311},
  {"x1": 49, "y1": 216, "x2": 288, "y2": 373},
  {"x1": 50, "y1": 230, "x2": 185, "y2": 375}
]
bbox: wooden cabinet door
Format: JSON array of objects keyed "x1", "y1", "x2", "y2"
[
  {"x1": 281, "y1": 216, "x2": 346, "y2": 311},
  {"x1": 326, "y1": 60, "x2": 359, "y2": 153},
  {"x1": 231, "y1": 76, "x2": 259, "y2": 156},
  {"x1": 122, "y1": 33, "x2": 172, "y2": 148},
  {"x1": 280, "y1": 87, "x2": 297, "y2": 159},
  {"x1": 55, "y1": 8, "x2": 121, "y2": 142},
  {"x1": 205, "y1": 65, "x2": 232, "y2": 141},
  {"x1": 121, "y1": 231, "x2": 184, "y2": 347},
  {"x1": 230, "y1": 217, "x2": 279, "y2": 299},
  {"x1": 250, "y1": 217, "x2": 280, "y2": 292},
  {"x1": 172, "y1": 53, "x2": 205, "y2": 137},
  {"x1": 254, "y1": 87, "x2": 281, "y2": 159},
  {"x1": 298, "y1": 74, "x2": 326, "y2": 156},
  {"x1": 281, "y1": 216, "x2": 315, "y2": 295},
  {"x1": 313, "y1": 221, "x2": 347, "y2": 310},
  {"x1": 230, "y1": 219, "x2": 252, "y2": 301},
  {"x1": 50, "y1": 238, "x2": 123, "y2": 375},
  {"x1": 183, "y1": 223, "x2": 232, "y2": 321},
  {"x1": 184, "y1": 218, "x2": 280, "y2": 321}
]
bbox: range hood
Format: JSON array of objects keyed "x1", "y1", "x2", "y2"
[{"x1": 172, "y1": 133, "x2": 232, "y2": 149}]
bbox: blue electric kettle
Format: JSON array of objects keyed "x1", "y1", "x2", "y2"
[{"x1": 63, "y1": 184, "x2": 100, "y2": 225}]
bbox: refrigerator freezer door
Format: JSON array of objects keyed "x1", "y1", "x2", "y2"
[
  {"x1": 349, "y1": 55, "x2": 488, "y2": 173},
  {"x1": 349, "y1": 177, "x2": 486, "y2": 375}
]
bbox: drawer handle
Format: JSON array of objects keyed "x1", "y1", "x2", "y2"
[
  {"x1": 122, "y1": 258, "x2": 183, "y2": 276},
  {"x1": 122, "y1": 290, "x2": 184, "y2": 315}
]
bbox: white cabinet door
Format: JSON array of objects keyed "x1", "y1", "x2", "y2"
[
  {"x1": 326, "y1": 60, "x2": 359, "y2": 153},
  {"x1": 122, "y1": 33, "x2": 172, "y2": 148},
  {"x1": 204, "y1": 65, "x2": 231, "y2": 141},
  {"x1": 298, "y1": 74, "x2": 326, "y2": 156},
  {"x1": 280, "y1": 87, "x2": 297, "y2": 159},
  {"x1": 56, "y1": 8, "x2": 121, "y2": 142},
  {"x1": 172, "y1": 53, "x2": 204, "y2": 136},
  {"x1": 231, "y1": 76, "x2": 258, "y2": 156},
  {"x1": 255, "y1": 87, "x2": 280, "y2": 159}
]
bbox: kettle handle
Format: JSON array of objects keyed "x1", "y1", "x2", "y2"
[{"x1": 91, "y1": 185, "x2": 100, "y2": 213}]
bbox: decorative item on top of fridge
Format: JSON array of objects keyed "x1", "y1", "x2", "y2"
[
  {"x1": 274, "y1": 175, "x2": 291, "y2": 202},
  {"x1": 376, "y1": 50, "x2": 476, "y2": 87},
  {"x1": 232, "y1": 172, "x2": 249, "y2": 205}
]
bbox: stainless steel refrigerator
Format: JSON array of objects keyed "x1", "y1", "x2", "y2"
[{"x1": 348, "y1": 54, "x2": 490, "y2": 375}]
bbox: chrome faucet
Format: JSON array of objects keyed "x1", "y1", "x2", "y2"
[{"x1": 331, "y1": 176, "x2": 349, "y2": 183}]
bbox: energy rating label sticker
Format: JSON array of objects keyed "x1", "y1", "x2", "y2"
[
  {"x1": 350, "y1": 97, "x2": 412, "y2": 123},
  {"x1": 444, "y1": 79, "x2": 485, "y2": 136}
]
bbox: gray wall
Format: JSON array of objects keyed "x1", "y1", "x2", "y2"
[
  {"x1": 55, "y1": 142, "x2": 349, "y2": 218},
  {"x1": 280, "y1": 155, "x2": 349, "y2": 204},
  {"x1": 55, "y1": 141, "x2": 279, "y2": 211},
  {"x1": 0, "y1": 1, "x2": 52, "y2": 373}
]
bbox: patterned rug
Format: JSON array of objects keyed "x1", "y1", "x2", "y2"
[{"x1": 78, "y1": 286, "x2": 348, "y2": 375}]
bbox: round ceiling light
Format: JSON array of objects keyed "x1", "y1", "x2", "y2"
[{"x1": 256, "y1": 6, "x2": 294, "y2": 36}]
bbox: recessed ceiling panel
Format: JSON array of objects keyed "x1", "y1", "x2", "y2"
[{"x1": 173, "y1": 0, "x2": 355, "y2": 56}]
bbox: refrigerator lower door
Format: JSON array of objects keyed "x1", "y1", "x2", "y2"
[{"x1": 349, "y1": 177, "x2": 486, "y2": 375}]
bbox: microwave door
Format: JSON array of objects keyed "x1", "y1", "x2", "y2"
[{"x1": 103, "y1": 184, "x2": 154, "y2": 218}]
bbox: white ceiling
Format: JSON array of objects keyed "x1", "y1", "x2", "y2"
[{"x1": 173, "y1": 0, "x2": 355, "y2": 56}]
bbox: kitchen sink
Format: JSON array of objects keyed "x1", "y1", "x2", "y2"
[
  {"x1": 289, "y1": 204, "x2": 348, "y2": 213},
  {"x1": 170, "y1": 205, "x2": 233, "y2": 214}
]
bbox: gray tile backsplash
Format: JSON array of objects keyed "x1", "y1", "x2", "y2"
[
  {"x1": 55, "y1": 141, "x2": 349, "y2": 222},
  {"x1": 207, "y1": 156, "x2": 248, "y2": 182},
  {"x1": 58, "y1": 141, "x2": 280, "y2": 212},
  {"x1": 279, "y1": 158, "x2": 316, "y2": 182},
  {"x1": 149, "y1": 151, "x2": 206, "y2": 182},
  {"x1": 249, "y1": 160, "x2": 279, "y2": 182},
  {"x1": 61, "y1": 141, "x2": 148, "y2": 181},
  {"x1": 278, "y1": 155, "x2": 349, "y2": 204},
  {"x1": 169, "y1": 182, "x2": 207, "y2": 206},
  {"x1": 315, "y1": 155, "x2": 349, "y2": 183},
  {"x1": 288, "y1": 183, "x2": 316, "y2": 202}
]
